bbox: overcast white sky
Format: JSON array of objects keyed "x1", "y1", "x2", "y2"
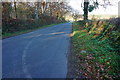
[{"x1": 68, "y1": 0, "x2": 119, "y2": 15}]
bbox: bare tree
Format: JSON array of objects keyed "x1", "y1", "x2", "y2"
[
  {"x1": 14, "y1": 0, "x2": 17, "y2": 19},
  {"x1": 35, "y1": 2, "x2": 40, "y2": 19}
]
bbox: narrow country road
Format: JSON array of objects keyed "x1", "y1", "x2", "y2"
[{"x1": 2, "y1": 22, "x2": 72, "y2": 78}]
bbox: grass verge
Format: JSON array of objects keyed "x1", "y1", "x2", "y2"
[{"x1": 71, "y1": 21, "x2": 120, "y2": 79}]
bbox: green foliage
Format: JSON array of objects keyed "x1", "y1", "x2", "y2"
[
  {"x1": 88, "y1": 1, "x2": 99, "y2": 12},
  {"x1": 88, "y1": 5, "x2": 95, "y2": 12}
]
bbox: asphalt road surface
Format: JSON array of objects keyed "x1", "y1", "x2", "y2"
[{"x1": 2, "y1": 22, "x2": 72, "y2": 78}]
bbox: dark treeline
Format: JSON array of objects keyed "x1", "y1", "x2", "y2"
[{"x1": 2, "y1": 2, "x2": 72, "y2": 34}]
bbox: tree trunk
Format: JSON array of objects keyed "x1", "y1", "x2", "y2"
[
  {"x1": 84, "y1": 0, "x2": 89, "y2": 20},
  {"x1": 35, "y1": 2, "x2": 39, "y2": 19},
  {"x1": 14, "y1": 1, "x2": 17, "y2": 19}
]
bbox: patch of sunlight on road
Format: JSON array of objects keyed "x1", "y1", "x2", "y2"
[
  {"x1": 49, "y1": 32, "x2": 65, "y2": 35},
  {"x1": 23, "y1": 32, "x2": 66, "y2": 39}
]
